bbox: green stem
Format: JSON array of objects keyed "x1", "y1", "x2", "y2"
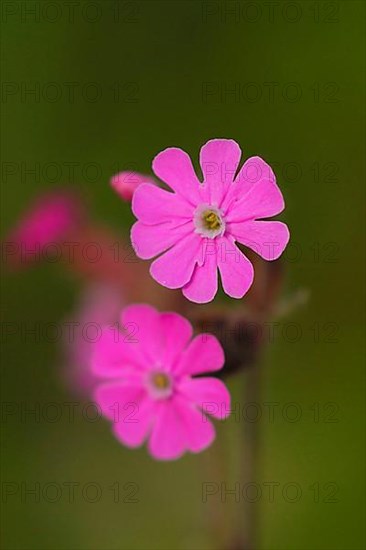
[{"x1": 235, "y1": 364, "x2": 262, "y2": 550}]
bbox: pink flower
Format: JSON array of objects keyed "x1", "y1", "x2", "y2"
[
  {"x1": 110, "y1": 171, "x2": 155, "y2": 202},
  {"x1": 92, "y1": 304, "x2": 230, "y2": 461},
  {"x1": 4, "y1": 189, "x2": 82, "y2": 268},
  {"x1": 131, "y1": 139, "x2": 290, "y2": 303}
]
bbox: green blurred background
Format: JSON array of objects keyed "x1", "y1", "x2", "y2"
[{"x1": 1, "y1": 1, "x2": 365, "y2": 549}]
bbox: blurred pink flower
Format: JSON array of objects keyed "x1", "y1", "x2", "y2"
[
  {"x1": 4, "y1": 189, "x2": 82, "y2": 268},
  {"x1": 63, "y1": 282, "x2": 123, "y2": 396},
  {"x1": 92, "y1": 304, "x2": 230, "y2": 461},
  {"x1": 110, "y1": 171, "x2": 155, "y2": 202},
  {"x1": 131, "y1": 139, "x2": 290, "y2": 303}
]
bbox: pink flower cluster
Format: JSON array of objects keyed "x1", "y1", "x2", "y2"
[{"x1": 7, "y1": 138, "x2": 290, "y2": 461}]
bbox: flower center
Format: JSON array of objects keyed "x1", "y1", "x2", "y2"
[
  {"x1": 151, "y1": 372, "x2": 171, "y2": 390},
  {"x1": 194, "y1": 204, "x2": 225, "y2": 239},
  {"x1": 147, "y1": 371, "x2": 173, "y2": 400},
  {"x1": 202, "y1": 210, "x2": 222, "y2": 231}
]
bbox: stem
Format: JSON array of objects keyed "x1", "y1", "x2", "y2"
[
  {"x1": 234, "y1": 364, "x2": 262, "y2": 550},
  {"x1": 232, "y1": 258, "x2": 271, "y2": 550},
  {"x1": 202, "y1": 434, "x2": 228, "y2": 548}
]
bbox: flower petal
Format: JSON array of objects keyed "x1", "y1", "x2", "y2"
[
  {"x1": 175, "y1": 334, "x2": 224, "y2": 376},
  {"x1": 178, "y1": 377, "x2": 231, "y2": 420},
  {"x1": 230, "y1": 220, "x2": 290, "y2": 260},
  {"x1": 221, "y1": 156, "x2": 276, "y2": 211},
  {"x1": 176, "y1": 399, "x2": 216, "y2": 453},
  {"x1": 132, "y1": 183, "x2": 192, "y2": 225},
  {"x1": 113, "y1": 397, "x2": 155, "y2": 448},
  {"x1": 120, "y1": 304, "x2": 163, "y2": 364},
  {"x1": 226, "y1": 177, "x2": 285, "y2": 222},
  {"x1": 131, "y1": 220, "x2": 192, "y2": 260},
  {"x1": 235, "y1": 156, "x2": 275, "y2": 188},
  {"x1": 199, "y1": 139, "x2": 241, "y2": 205},
  {"x1": 92, "y1": 326, "x2": 146, "y2": 379},
  {"x1": 159, "y1": 312, "x2": 193, "y2": 370},
  {"x1": 183, "y1": 242, "x2": 218, "y2": 303},
  {"x1": 148, "y1": 400, "x2": 186, "y2": 460},
  {"x1": 94, "y1": 381, "x2": 145, "y2": 422},
  {"x1": 150, "y1": 233, "x2": 203, "y2": 289},
  {"x1": 152, "y1": 147, "x2": 202, "y2": 204},
  {"x1": 217, "y1": 236, "x2": 254, "y2": 298}
]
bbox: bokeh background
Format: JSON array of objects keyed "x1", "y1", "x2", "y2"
[{"x1": 1, "y1": 1, "x2": 365, "y2": 549}]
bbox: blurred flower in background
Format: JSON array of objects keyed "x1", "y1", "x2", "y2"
[
  {"x1": 4, "y1": 189, "x2": 83, "y2": 269},
  {"x1": 62, "y1": 281, "x2": 123, "y2": 397},
  {"x1": 92, "y1": 304, "x2": 231, "y2": 460}
]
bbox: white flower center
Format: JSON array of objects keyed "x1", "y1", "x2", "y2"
[
  {"x1": 147, "y1": 371, "x2": 172, "y2": 399},
  {"x1": 194, "y1": 204, "x2": 225, "y2": 239}
]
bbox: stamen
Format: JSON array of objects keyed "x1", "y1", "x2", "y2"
[
  {"x1": 194, "y1": 204, "x2": 225, "y2": 239},
  {"x1": 203, "y1": 210, "x2": 222, "y2": 231},
  {"x1": 151, "y1": 372, "x2": 171, "y2": 390},
  {"x1": 147, "y1": 371, "x2": 173, "y2": 400}
]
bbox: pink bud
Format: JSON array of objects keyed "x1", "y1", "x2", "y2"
[{"x1": 110, "y1": 171, "x2": 154, "y2": 202}]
